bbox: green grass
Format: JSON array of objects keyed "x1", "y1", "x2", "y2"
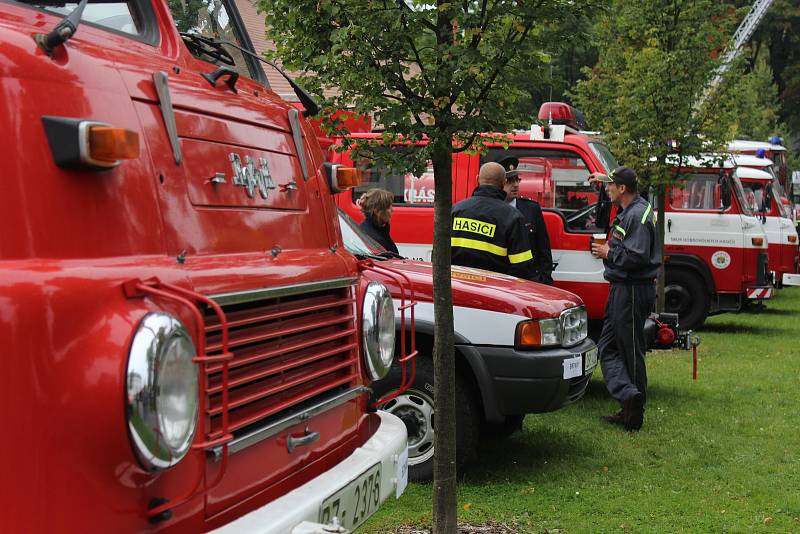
[{"x1": 363, "y1": 287, "x2": 800, "y2": 533}]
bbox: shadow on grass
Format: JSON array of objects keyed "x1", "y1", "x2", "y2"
[
  {"x1": 699, "y1": 322, "x2": 788, "y2": 336},
  {"x1": 580, "y1": 378, "x2": 702, "y2": 403},
  {"x1": 756, "y1": 306, "x2": 794, "y2": 316},
  {"x1": 467, "y1": 426, "x2": 591, "y2": 484}
]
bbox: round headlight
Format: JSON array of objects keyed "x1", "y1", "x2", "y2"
[
  {"x1": 126, "y1": 312, "x2": 199, "y2": 471},
  {"x1": 362, "y1": 282, "x2": 395, "y2": 381}
]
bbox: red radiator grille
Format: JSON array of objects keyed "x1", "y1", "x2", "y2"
[{"x1": 204, "y1": 284, "x2": 359, "y2": 437}]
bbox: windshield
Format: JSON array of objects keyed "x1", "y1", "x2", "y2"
[
  {"x1": 338, "y1": 210, "x2": 386, "y2": 257},
  {"x1": 731, "y1": 176, "x2": 754, "y2": 216},
  {"x1": 740, "y1": 181, "x2": 769, "y2": 214},
  {"x1": 772, "y1": 181, "x2": 793, "y2": 218},
  {"x1": 588, "y1": 142, "x2": 619, "y2": 174},
  {"x1": 17, "y1": 1, "x2": 141, "y2": 34}
]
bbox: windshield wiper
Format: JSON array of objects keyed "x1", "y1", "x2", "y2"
[
  {"x1": 353, "y1": 252, "x2": 388, "y2": 261},
  {"x1": 211, "y1": 37, "x2": 320, "y2": 116},
  {"x1": 34, "y1": 0, "x2": 88, "y2": 56}
]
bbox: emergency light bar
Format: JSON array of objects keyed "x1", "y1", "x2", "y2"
[{"x1": 537, "y1": 102, "x2": 588, "y2": 131}]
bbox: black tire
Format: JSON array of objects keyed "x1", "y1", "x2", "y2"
[
  {"x1": 482, "y1": 414, "x2": 525, "y2": 439},
  {"x1": 665, "y1": 269, "x2": 710, "y2": 330},
  {"x1": 372, "y1": 356, "x2": 480, "y2": 482}
]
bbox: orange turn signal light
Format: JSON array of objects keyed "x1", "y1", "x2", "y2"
[
  {"x1": 516, "y1": 321, "x2": 541, "y2": 347},
  {"x1": 88, "y1": 126, "x2": 140, "y2": 163},
  {"x1": 751, "y1": 237, "x2": 764, "y2": 246},
  {"x1": 324, "y1": 163, "x2": 363, "y2": 193},
  {"x1": 789, "y1": 234, "x2": 797, "y2": 243},
  {"x1": 336, "y1": 167, "x2": 363, "y2": 190}
]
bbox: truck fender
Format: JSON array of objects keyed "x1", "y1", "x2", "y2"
[
  {"x1": 665, "y1": 253, "x2": 715, "y2": 294},
  {"x1": 395, "y1": 319, "x2": 504, "y2": 423}
]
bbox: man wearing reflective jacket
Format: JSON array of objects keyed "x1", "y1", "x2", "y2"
[
  {"x1": 590, "y1": 166, "x2": 661, "y2": 432},
  {"x1": 451, "y1": 162, "x2": 536, "y2": 281}
]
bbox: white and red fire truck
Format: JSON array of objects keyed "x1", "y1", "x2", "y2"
[
  {"x1": 331, "y1": 103, "x2": 772, "y2": 331},
  {"x1": 729, "y1": 154, "x2": 799, "y2": 287},
  {"x1": 1, "y1": 0, "x2": 412, "y2": 532}
]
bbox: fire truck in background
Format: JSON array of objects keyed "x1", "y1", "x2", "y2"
[
  {"x1": 731, "y1": 155, "x2": 800, "y2": 287},
  {"x1": 1, "y1": 0, "x2": 411, "y2": 532},
  {"x1": 332, "y1": 102, "x2": 773, "y2": 331},
  {"x1": 729, "y1": 138, "x2": 790, "y2": 195},
  {"x1": 661, "y1": 157, "x2": 772, "y2": 328}
]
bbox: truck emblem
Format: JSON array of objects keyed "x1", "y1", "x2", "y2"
[{"x1": 229, "y1": 154, "x2": 276, "y2": 199}]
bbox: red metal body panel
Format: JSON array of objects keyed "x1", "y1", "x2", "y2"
[{"x1": 0, "y1": 3, "x2": 389, "y2": 531}]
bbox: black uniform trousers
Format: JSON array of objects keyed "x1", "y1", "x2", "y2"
[{"x1": 598, "y1": 282, "x2": 655, "y2": 406}]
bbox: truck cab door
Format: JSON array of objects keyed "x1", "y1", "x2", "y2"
[{"x1": 480, "y1": 145, "x2": 610, "y2": 320}]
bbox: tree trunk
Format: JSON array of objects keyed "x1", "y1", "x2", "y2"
[
  {"x1": 429, "y1": 136, "x2": 457, "y2": 534},
  {"x1": 656, "y1": 183, "x2": 667, "y2": 313}
]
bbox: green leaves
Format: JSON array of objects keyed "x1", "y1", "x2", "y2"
[
  {"x1": 571, "y1": 0, "x2": 742, "y2": 187},
  {"x1": 258, "y1": 0, "x2": 593, "y2": 164}
]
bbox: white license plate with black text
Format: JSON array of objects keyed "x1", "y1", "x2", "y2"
[{"x1": 319, "y1": 463, "x2": 381, "y2": 531}]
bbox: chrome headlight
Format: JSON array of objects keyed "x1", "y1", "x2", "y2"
[
  {"x1": 515, "y1": 306, "x2": 588, "y2": 348},
  {"x1": 127, "y1": 312, "x2": 199, "y2": 471},
  {"x1": 362, "y1": 282, "x2": 395, "y2": 380},
  {"x1": 560, "y1": 306, "x2": 588, "y2": 347}
]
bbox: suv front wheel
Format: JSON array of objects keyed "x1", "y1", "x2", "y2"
[{"x1": 373, "y1": 355, "x2": 479, "y2": 482}]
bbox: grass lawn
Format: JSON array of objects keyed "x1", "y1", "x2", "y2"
[{"x1": 363, "y1": 287, "x2": 800, "y2": 533}]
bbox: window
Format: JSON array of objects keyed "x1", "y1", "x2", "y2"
[
  {"x1": 352, "y1": 155, "x2": 435, "y2": 207},
  {"x1": 18, "y1": 1, "x2": 142, "y2": 35},
  {"x1": 588, "y1": 142, "x2": 619, "y2": 174},
  {"x1": 481, "y1": 148, "x2": 595, "y2": 213},
  {"x1": 670, "y1": 174, "x2": 724, "y2": 211},
  {"x1": 169, "y1": 0, "x2": 260, "y2": 81}
]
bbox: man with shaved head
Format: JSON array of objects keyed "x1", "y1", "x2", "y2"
[{"x1": 450, "y1": 162, "x2": 536, "y2": 280}]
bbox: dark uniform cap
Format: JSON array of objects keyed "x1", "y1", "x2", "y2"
[
  {"x1": 609, "y1": 166, "x2": 637, "y2": 186},
  {"x1": 497, "y1": 156, "x2": 520, "y2": 180}
]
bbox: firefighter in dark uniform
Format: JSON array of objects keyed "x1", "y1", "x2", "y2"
[
  {"x1": 451, "y1": 162, "x2": 536, "y2": 280},
  {"x1": 589, "y1": 166, "x2": 661, "y2": 432},
  {"x1": 499, "y1": 157, "x2": 554, "y2": 284}
]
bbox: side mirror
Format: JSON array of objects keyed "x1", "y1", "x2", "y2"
[
  {"x1": 596, "y1": 188, "x2": 612, "y2": 232},
  {"x1": 719, "y1": 177, "x2": 731, "y2": 210}
]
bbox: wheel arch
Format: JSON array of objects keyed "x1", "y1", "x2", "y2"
[
  {"x1": 397, "y1": 319, "x2": 502, "y2": 424},
  {"x1": 665, "y1": 253, "x2": 716, "y2": 294}
]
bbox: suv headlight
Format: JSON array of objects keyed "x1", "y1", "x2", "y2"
[
  {"x1": 362, "y1": 282, "x2": 395, "y2": 380},
  {"x1": 560, "y1": 305, "x2": 588, "y2": 347},
  {"x1": 515, "y1": 306, "x2": 588, "y2": 348},
  {"x1": 126, "y1": 312, "x2": 199, "y2": 471}
]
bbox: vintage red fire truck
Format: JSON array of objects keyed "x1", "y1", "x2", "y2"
[
  {"x1": 331, "y1": 103, "x2": 772, "y2": 331},
  {"x1": 1, "y1": 0, "x2": 411, "y2": 532},
  {"x1": 338, "y1": 209, "x2": 598, "y2": 481}
]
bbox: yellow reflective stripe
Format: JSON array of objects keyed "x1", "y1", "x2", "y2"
[
  {"x1": 451, "y1": 237, "x2": 507, "y2": 257},
  {"x1": 641, "y1": 204, "x2": 652, "y2": 224},
  {"x1": 508, "y1": 249, "x2": 533, "y2": 264},
  {"x1": 614, "y1": 224, "x2": 626, "y2": 237}
]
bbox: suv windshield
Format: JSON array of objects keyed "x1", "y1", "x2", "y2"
[{"x1": 338, "y1": 210, "x2": 387, "y2": 257}]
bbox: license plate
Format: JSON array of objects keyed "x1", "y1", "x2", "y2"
[
  {"x1": 563, "y1": 355, "x2": 582, "y2": 379},
  {"x1": 319, "y1": 463, "x2": 381, "y2": 531},
  {"x1": 584, "y1": 347, "x2": 598, "y2": 374}
]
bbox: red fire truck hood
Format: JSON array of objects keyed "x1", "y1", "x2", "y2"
[{"x1": 368, "y1": 258, "x2": 582, "y2": 320}]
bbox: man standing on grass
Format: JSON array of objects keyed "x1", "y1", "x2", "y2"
[{"x1": 589, "y1": 166, "x2": 661, "y2": 431}]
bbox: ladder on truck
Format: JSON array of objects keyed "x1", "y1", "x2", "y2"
[{"x1": 697, "y1": 0, "x2": 774, "y2": 108}]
